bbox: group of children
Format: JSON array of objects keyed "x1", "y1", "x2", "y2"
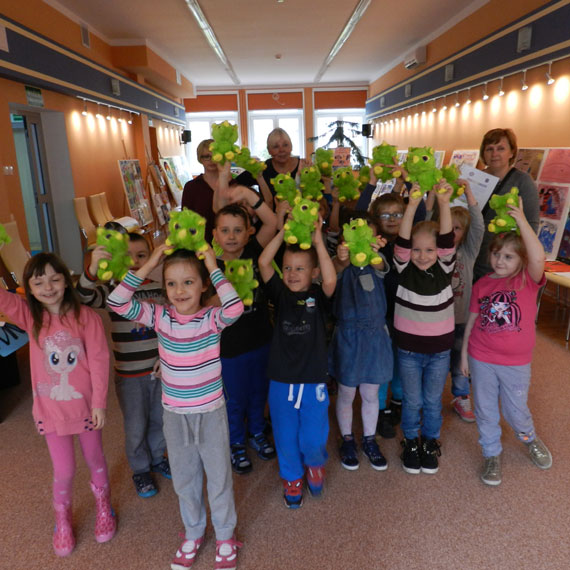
[{"x1": 0, "y1": 161, "x2": 553, "y2": 569}]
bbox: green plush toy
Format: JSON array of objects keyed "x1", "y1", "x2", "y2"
[
  {"x1": 299, "y1": 165, "x2": 324, "y2": 201},
  {"x1": 358, "y1": 165, "x2": 370, "y2": 186},
  {"x1": 342, "y1": 218, "x2": 382, "y2": 267},
  {"x1": 315, "y1": 147, "x2": 334, "y2": 177},
  {"x1": 404, "y1": 146, "x2": 443, "y2": 198},
  {"x1": 234, "y1": 147, "x2": 267, "y2": 178},
  {"x1": 164, "y1": 208, "x2": 209, "y2": 257},
  {"x1": 95, "y1": 227, "x2": 133, "y2": 282},
  {"x1": 0, "y1": 223, "x2": 12, "y2": 248},
  {"x1": 224, "y1": 258, "x2": 259, "y2": 306},
  {"x1": 488, "y1": 187, "x2": 520, "y2": 235},
  {"x1": 271, "y1": 173, "x2": 299, "y2": 206},
  {"x1": 209, "y1": 121, "x2": 240, "y2": 165},
  {"x1": 370, "y1": 141, "x2": 400, "y2": 182},
  {"x1": 441, "y1": 163, "x2": 465, "y2": 202},
  {"x1": 333, "y1": 167, "x2": 361, "y2": 203},
  {"x1": 283, "y1": 198, "x2": 319, "y2": 250}
]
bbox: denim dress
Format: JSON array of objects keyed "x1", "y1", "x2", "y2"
[{"x1": 329, "y1": 265, "x2": 393, "y2": 387}]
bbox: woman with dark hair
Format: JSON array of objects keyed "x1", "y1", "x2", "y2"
[{"x1": 473, "y1": 128, "x2": 539, "y2": 281}]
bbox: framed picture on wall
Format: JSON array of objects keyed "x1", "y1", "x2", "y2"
[
  {"x1": 450, "y1": 149, "x2": 479, "y2": 168},
  {"x1": 118, "y1": 160, "x2": 153, "y2": 227},
  {"x1": 514, "y1": 148, "x2": 546, "y2": 180},
  {"x1": 160, "y1": 157, "x2": 184, "y2": 206},
  {"x1": 170, "y1": 155, "x2": 192, "y2": 187}
]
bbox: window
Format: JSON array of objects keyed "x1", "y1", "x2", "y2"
[
  {"x1": 248, "y1": 110, "x2": 304, "y2": 161},
  {"x1": 185, "y1": 111, "x2": 239, "y2": 175},
  {"x1": 313, "y1": 108, "x2": 368, "y2": 167}
]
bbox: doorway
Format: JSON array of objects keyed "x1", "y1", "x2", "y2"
[{"x1": 11, "y1": 112, "x2": 59, "y2": 254}]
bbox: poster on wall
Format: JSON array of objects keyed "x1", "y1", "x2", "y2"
[
  {"x1": 170, "y1": 155, "x2": 192, "y2": 187},
  {"x1": 538, "y1": 219, "x2": 560, "y2": 258},
  {"x1": 160, "y1": 158, "x2": 184, "y2": 206},
  {"x1": 450, "y1": 149, "x2": 479, "y2": 168},
  {"x1": 118, "y1": 160, "x2": 153, "y2": 226},
  {"x1": 539, "y1": 149, "x2": 570, "y2": 183},
  {"x1": 333, "y1": 147, "x2": 351, "y2": 168},
  {"x1": 538, "y1": 183, "x2": 569, "y2": 221},
  {"x1": 514, "y1": 148, "x2": 546, "y2": 181}
]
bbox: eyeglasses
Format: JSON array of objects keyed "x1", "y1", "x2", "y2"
[
  {"x1": 377, "y1": 212, "x2": 404, "y2": 220},
  {"x1": 200, "y1": 154, "x2": 213, "y2": 161}
]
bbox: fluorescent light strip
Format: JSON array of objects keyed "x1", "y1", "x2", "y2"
[
  {"x1": 314, "y1": 0, "x2": 371, "y2": 83},
  {"x1": 184, "y1": 0, "x2": 240, "y2": 85}
]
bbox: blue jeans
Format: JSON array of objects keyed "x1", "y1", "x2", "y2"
[
  {"x1": 398, "y1": 349, "x2": 450, "y2": 440},
  {"x1": 378, "y1": 339, "x2": 403, "y2": 409},
  {"x1": 450, "y1": 324, "x2": 470, "y2": 397}
]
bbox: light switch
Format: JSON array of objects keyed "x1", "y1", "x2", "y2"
[{"x1": 3, "y1": 166, "x2": 14, "y2": 175}]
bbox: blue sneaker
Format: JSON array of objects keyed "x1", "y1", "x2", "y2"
[
  {"x1": 151, "y1": 457, "x2": 172, "y2": 480},
  {"x1": 132, "y1": 472, "x2": 157, "y2": 498},
  {"x1": 283, "y1": 478, "x2": 303, "y2": 509},
  {"x1": 248, "y1": 432, "x2": 276, "y2": 460}
]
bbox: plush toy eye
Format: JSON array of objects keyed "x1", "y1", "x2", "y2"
[
  {"x1": 422, "y1": 155, "x2": 429, "y2": 162},
  {"x1": 301, "y1": 205, "x2": 308, "y2": 211},
  {"x1": 174, "y1": 223, "x2": 180, "y2": 230},
  {"x1": 190, "y1": 228, "x2": 196, "y2": 235}
]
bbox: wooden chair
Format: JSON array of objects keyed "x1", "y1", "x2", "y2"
[
  {"x1": 73, "y1": 197, "x2": 98, "y2": 249},
  {"x1": 0, "y1": 218, "x2": 32, "y2": 287},
  {"x1": 87, "y1": 193, "x2": 113, "y2": 226},
  {"x1": 99, "y1": 192, "x2": 115, "y2": 222}
]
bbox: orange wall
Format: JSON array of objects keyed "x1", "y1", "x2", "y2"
[
  {"x1": 371, "y1": 59, "x2": 570, "y2": 163},
  {"x1": 369, "y1": 0, "x2": 549, "y2": 97}
]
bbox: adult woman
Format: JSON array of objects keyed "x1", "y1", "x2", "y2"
[
  {"x1": 262, "y1": 128, "x2": 301, "y2": 191},
  {"x1": 473, "y1": 128, "x2": 539, "y2": 281}
]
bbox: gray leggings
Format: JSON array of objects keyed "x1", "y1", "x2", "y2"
[{"x1": 336, "y1": 383, "x2": 380, "y2": 437}]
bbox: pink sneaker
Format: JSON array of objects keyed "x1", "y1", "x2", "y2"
[
  {"x1": 452, "y1": 396, "x2": 476, "y2": 423},
  {"x1": 171, "y1": 535, "x2": 204, "y2": 570},
  {"x1": 53, "y1": 502, "x2": 75, "y2": 557},
  {"x1": 90, "y1": 481, "x2": 117, "y2": 543},
  {"x1": 215, "y1": 536, "x2": 243, "y2": 570}
]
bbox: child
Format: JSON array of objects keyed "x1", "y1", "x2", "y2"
[
  {"x1": 258, "y1": 209, "x2": 336, "y2": 508},
  {"x1": 369, "y1": 193, "x2": 406, "y2": 438},
  {"x1": 447, "y1": 182, "x2": 484, "y2": 422},
  {"x1": 212, "y1": 186, "x2": 277, "y2": 474},
  {"x1": 0, "y1": 253, "x2": 115, "y2": 557},
  {"x1": 331, "y1": 220, "x2": 393, "y2": 471},
  {"x1": 394, "y1": 183, "x2": 455, "y2": 475},
  {"x1": 107, "y1": 244, "x2": 244, "y2": 570},
  {"x1": 77, "y1": 231, "x2": 170, "y2": 498},
  {"x1": 460, "y1": 200, "x2": 552, "y2": 486}
]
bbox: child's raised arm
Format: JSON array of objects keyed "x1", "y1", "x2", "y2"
[
  {"x1": 230, "y1": 186, "x2": 277, "y2": 247},
  {"x1": 399, "y1": 184, "x2": 422, "y2": 240},
  {"x1": 435, "y1": 181, "x2": 453, "y2": 235},
  {"x1": 258, "y1": 227, "x2": 284, "y2": 284},
  {"x1": 313, "y1": 215, "x2": 336, "y2": 297},
  {"x1": 509, "y1": 197, "x2": 545, "y2": 283}
]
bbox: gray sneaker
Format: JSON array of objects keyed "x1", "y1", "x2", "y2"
[
  {"x1": 481, "y1": 455, "x2": 502, "y2": 486},
  {"x1": 526, "y1": 437, "x2": 552, "y2": 469}
]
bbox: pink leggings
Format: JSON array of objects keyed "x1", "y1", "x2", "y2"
[{"x1": 45, "y1": 430, "x2": 109, "y2": 506}]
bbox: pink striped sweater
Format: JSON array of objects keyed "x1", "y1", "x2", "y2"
[{"x1": 108, "y1": 268, "x2": 243, "y2": 412}]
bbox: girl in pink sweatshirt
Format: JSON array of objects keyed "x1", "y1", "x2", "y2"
[{"x1": 0, "y1": 253, "x2": 115, "y2": 557}]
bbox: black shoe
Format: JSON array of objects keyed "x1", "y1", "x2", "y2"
[
  {"x1": 389, "y1": 399, "x2": 402, "y2": 426},
  {"x1": 248, "y1": 432, "x2": 276, "y2": 461},
  {"x1": 230, "y1": 444, "x2": 253, "y2": 475},
  {"x1": 339, "y1": 434, "x2": 359, "y2": 470},
  {"x1": 132, "y1": 472, "x2": 157, "y2": 498},
  {"x1": 400, "y1": 437, "x2": 421, "y2": 474},
  {"x1": 362, "y1": 435, "x2": 388, "y2": 471},
  {"x1": 377, "y1": 409, "x2": 396, "y2": 439},
  {"x1": 420, "y1": 438, "x2": 441, "y2": 474}
]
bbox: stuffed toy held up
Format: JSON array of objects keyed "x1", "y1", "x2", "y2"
[
  {"x1": 342, "y1": 218, "x2": 382, "y2": 267},
  {"x1": 0, "y1": 223, "x2": 12, "y2": 248},
  {"x1": 164, "y1": 208, "x2": 209, "y2": 257},
  {"x1": 370, "y1": 142, "x2": 400, "y2": 182},
  {"x1": 488, "y1": 187, "x2": 520, "y2": 235},
  {"x1": 299, "y1": 165, "x2": 325, "y2": 201},
  {"x1": 441, "y1": 163, "x2": 465, "y2": 202},
  {"x1": 224, "y1": 258, "x2": 259, "y2": 306},
  {"x1": 209, "y1": 121, "x2": 240, "y2": 165},
  {"x1": 234, "y1": 147, "x2": 266, "y2": 178},
  {"x1": 95, "y1": 227, "x2": 133, "y2": 282},
  {"x1": 271, "y1": 173, "x2": 299, "y2": 206},
  {"x1": 315, "y1": 147, "x2": 334, "y2": 177},
  {"x1": 404, "y1": 146, "x2": 443, "y2": 198},
  {"x1": 357, "y1": 165, "x2": 370, "y2": 186},
  {"x1": 283, "y1": 198, "x2": 319, "y2": 250},
  {"x1": 333, "y1": 167, "x2": 361, "y2": 203}
]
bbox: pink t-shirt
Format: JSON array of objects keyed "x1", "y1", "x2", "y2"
[{"x1": 468, "y1": 268, "x2": 546, "y2": 366}]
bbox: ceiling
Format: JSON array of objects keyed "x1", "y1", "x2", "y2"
[{"x1": 48, "y1": 0, "x2": 488, "y2": 91}]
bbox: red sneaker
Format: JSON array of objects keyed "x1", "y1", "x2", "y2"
[
  {"x1": 214, "y1": 536, "x2": 243, "y2": 570},
  {"x1": 282, "y1": 478, "x2": 303, "y2": 509},
  {"x1": 452, "y1": 396, "x2": 476, "y2": 423},
  {"x1": 305, "y1": 466, "x2": 325, "y2": 497},
  {"x1": 171, "y1": 535, "x2": 203, "y2": 569}
]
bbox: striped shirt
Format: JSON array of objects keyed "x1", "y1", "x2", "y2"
[
  {"x1": 393, "y1": 231, "x2": 456, "y2": 354},
  {"x1": 76, "y1": 271, "x2": 163, "y2": 377},
  {"x1": 108, "y1": 269, "x2": 243, "y2": 412}
]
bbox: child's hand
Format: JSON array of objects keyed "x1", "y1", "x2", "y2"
[
  {"x1": 202, "y1": 245, "x2": 218, "y2": 273},
  {"x1": 312, "y1": 213, "x2": 324, "y2": 245},
  {"x1": 88, "y1": 245, "x2": 111, "y2": 277},
  {"x1": 92, "y1": 408, "x2": 106, "y2": 430},
  {"x1": 227, "y1": 185, "x2": 251, "y2": 205},
  {"x1": 460, "y1": 353, "x2": 470, "y2": 378},
  {"x1": 322, "y1": 176, "x2": 332, "y2": 195},
  {"x1": 372, "y1": 235, "x2": 388, "y2": 252},
  {"x1": 435, "y1": 180, "x2": 454, "y2": 202},
  {"x1": 331, "y1": 187, "x2": 339, "y2": 203},
  {"x1": 407, "y1": 184, "x2": 423, "y2": 206},
  {"x1": 337, "y1": 242, "x2": 350, "y2": 262},
  {"x1": 275, "y1": 199, "x2": 292, "y2": 230},
  {"x1": 145, "y1": 243, "x2": 169, "y2": 271},
  {"x1": 507, "y1": 197, "x2": 527, "y2": 225},
  {"x1": 216, "y1": 160, "x2": 232, "y2": 185},
  {"x1": 151, "y1": 359, "x2": 161, "y2": 379}
]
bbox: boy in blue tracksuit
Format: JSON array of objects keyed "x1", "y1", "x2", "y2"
[{"x1": 258, "y1": 210, "x2": 336, "y2": 509}]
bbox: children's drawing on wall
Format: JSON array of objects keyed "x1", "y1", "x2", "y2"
[
  {"x1": 538, "y1": 219, "x2": 559, "y2": 258},
  {"x1": 333, "y1": 147, "x2": 352, "y2": 168},
  {"x1": 160, "y1": 158, "x2": 184, "y2": 206},
  {"x1": 557, "y1": 217, "x2": 570, "y2": 260},
  {"x1": 171, "y1": 155, "x2": 192, "y2": 187},
  {"x1": 450, "y1": 149, "x2": 479, "y2": 168},
  {"x1": 540, "y1": 149, "x2": 570, "y2": 184},
  {"x1": 514, "y1": 148, "x2": 545, "y2": 180},
  {"x1": 118, "y1": 160, "x2": 153, "y2": 226},
  {"x1": 538, "y1": 184, "x2": 569, "y2": 220}
]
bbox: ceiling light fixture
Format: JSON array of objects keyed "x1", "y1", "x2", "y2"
[
  {"x1": 184, "y1": 0, "x2": 240, "y2": 84},
  {"x1": 441, "y1": 96, "x2": 447, "y2": 111},
  {"x1": 314, "y1": 0, "x2": 371, "y2": 82},
  {"x1": 454, "y1": 92, "x2": 460, "y2": 107},
  {"x1": 482, "y1": 83, "x2": 489, "y2": 100},
  {"x1": 521, "y1": 69, "x2": 528, "y2": 91},
  {"x1": 432, "y1": 101, "x2": 437, "y2": 112},
  {"x1": 81, "y1": 99, "x2": 88, "y2": 116},
  {"x1": 127, "y1": 112, "x2": 133, "y2": 125},
  {"x1": 546, "y1": 62, "x2": 555, "y2": 85},
  {"x1": 95, "y1": 103, "x2": 102, "y2": 119},
  {"x1": 106, "y1": 106, "x2": 112, "y2": 121},
  {"x1": 465, "y1": 88, "x2": 471, "y2": 105},
  {"x1": 498, "y1": 77, "x2": 505, "y2": 96}
]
